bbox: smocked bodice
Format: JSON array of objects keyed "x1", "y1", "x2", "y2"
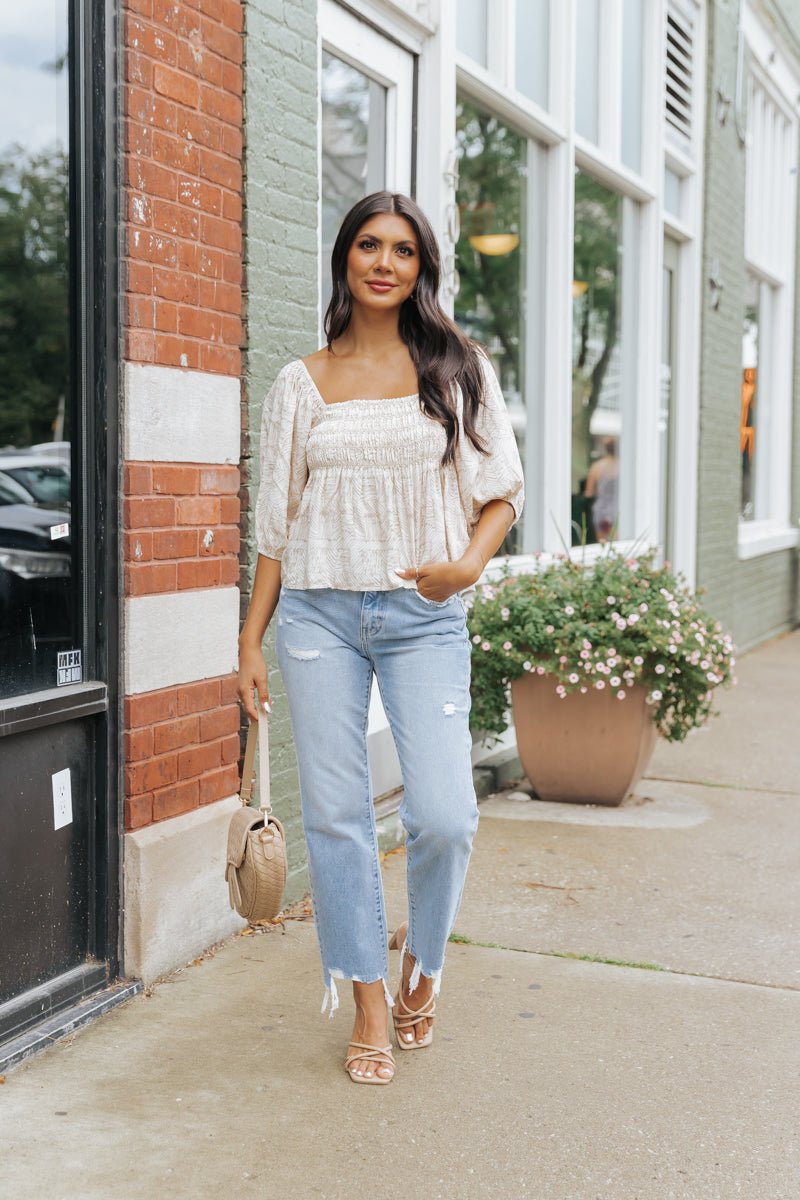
[{"x1": 254, "y1": 357, "x2": 525, "y2": 598}]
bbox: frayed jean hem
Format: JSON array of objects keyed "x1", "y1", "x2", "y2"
[{"x1": 320, "y1": 971, "x2": 396, "y2": 1020}]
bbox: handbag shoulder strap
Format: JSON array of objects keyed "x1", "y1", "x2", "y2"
[{"x1": 239, "y1": 709, "x2": 272, "y2": 816}]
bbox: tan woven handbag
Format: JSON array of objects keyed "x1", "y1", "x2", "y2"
[{"x1": 225, "y1": 708, "x2": 287, "y2": 923}]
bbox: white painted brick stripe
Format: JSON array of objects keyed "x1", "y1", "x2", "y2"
[
  {"x1": 124, "y1": 588, "x2": 240, "y2": 695},
  {"x1": 124, "y1": 363, "x2": 240, "y2": 464}
]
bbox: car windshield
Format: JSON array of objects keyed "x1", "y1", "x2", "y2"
[
  {"x1": 0, "y1": 473, "x2": 34, "y2": 506},
  {"x1": 6, "y1": 465, "x2": 71, "y2": 507}
]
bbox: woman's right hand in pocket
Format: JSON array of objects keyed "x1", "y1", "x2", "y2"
[{"x1": 237, "y1": 642, "x2": 272, "y2": 723}]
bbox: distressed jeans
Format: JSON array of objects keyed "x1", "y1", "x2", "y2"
[{"x1": 275, "y1": 586, "x2": 480, "y2": 1019}]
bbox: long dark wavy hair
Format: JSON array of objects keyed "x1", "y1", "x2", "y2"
[{"x1": 323, "y1": 191, "x2": 491, "y2": 469}]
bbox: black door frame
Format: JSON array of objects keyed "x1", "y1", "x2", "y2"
[{"x1": 0, "y1": 0, "x2": 121, "y2": 1042}]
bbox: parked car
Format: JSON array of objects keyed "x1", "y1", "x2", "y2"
[
  {"x1": 0, "y1": 481, "x2": 72, "y2": 693},
  {"x1": 0, "y1": 454, "x2": 71, "y2": 511}
]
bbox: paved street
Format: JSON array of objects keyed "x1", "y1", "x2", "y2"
[{"x1": 3, "y1": 632, "x2": 799, "y2": 1199}]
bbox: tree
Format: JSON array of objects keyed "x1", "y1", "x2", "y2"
[
  {"x1": 0, "y1": 145, "x2": 70, "y2": 449},
  {"x1": 571, "y1": 170, "x2": 620, "y2": 495},
  {"x1": 454, "y1": 100, "x2": 525, "y2": 393}
]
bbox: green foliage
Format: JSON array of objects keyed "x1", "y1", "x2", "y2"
[
  {"x1": 0, "y1": 145, "x2": 70, "y2": 448},
  {"x1": 466, "y1": 548, "x2": 737, "y2": 747},
  {"x1": 454, "y1": 98, "x2": 524, "y2": 377}
]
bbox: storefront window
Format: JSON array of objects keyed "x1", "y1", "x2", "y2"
[
  {"x1": 456, "y1": 0, "x2": 489, "y2": 69},
  {"x1": 515, "y1": 0, "x2": 549, "y2": 109},
  {"x1": 453, "y1": 96, "x2": 526, "y2": 556},
  {"x1": 740, "y1": 273, "x2": 760, "y2": 521},
  {"x1": 621, "y1": 0, "x2": 644, "y2": 171},
  {"x1": 575, "y1": 0, "x2": 600, "y2": 143},
  {"x1": 320, "y1": 50, "x2": 386, "y2": 314},
  {"x1": 0, "y1": 2, "x2": 76, "y2": 699},
  {"x1": 571, "y1": 170, "x2": 624, "y2": 546}
]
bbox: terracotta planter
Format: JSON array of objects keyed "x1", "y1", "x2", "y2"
[{"x1": 509, "y1": 673, "x2": 658, "y2": 806}]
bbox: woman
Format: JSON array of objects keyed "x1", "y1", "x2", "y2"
[{"x1": 237, "y1": 191, "x2": 524, "y2": 1085}]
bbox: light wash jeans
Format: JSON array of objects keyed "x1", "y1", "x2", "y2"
[{"x1": 275, "y1": 585, "x2": 480, "y2": 1019}]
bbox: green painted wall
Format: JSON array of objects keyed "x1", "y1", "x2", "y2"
[
  {"x1": 697, "y1": 0, "x2": 799, "y2": 651},
  {"x1": 242, "y1": 0, "x2": 318, "y2": 901}
]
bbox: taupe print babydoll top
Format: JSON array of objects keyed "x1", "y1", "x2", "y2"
[{"x1": 254, "y1": 352, "x2": 525, "y2": 602}]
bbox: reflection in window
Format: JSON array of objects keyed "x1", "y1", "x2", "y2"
[
  {"x1": 515, "y1": 0, "x2": 549, "y2": 109},
  {"x1": 0, "y1": 3, "x2": 75, "y2": 699},
  {"x1": 659, "y1": 242, "x2": 678, "y2": 557},
  {"x1": 456, "y1": 0, "x2": 489, "y2": 68},
  {"x1": 621, "y1": 0, "x2": 644, "y2": 171},
  {"x1": 663, "y1": 166, "x2": 681, "y2": 217},
  {"x1": 320, "y1": 51, "x2": 386, "y2": 315},
  {"x1": 572, "y1": 170, "x2": 623, "y2": 546},
  {"x1": 740, "y1": 274, "x2": 759, "y2": 521},
  {"x1": 575, "y1": 0, "x2": 600, "y2": 143},
  {"x1": 453, "y1": 97, "x2": 526, "y2": 556}
]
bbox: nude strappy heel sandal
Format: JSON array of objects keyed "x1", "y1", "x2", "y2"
[
  {"x1": 388, "y1": 921, "x2": 436, "y2": 1050},
  {"x1": 343, "y1": 1040, "x2": 395, "y2": 1084}
]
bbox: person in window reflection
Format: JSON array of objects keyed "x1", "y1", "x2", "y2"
[
  {"x1": 584, "y1": 437, "x2": 619, "y2": 542},
  {"x1": 236, "y1": 191, "x2": 525, "y2": 1086}
]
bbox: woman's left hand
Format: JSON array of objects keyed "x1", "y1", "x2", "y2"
[{"x1": 394, "y1": 554, "x2": 481, "y2": 603}]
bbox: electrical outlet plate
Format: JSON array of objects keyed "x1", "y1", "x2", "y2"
[{"x1": 52, "y1": 768, "x2": 73, "y2": 830}]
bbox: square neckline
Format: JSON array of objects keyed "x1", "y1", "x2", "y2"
[{"x1": 294, "y1": 359, "x2": 420, "y2": 408}]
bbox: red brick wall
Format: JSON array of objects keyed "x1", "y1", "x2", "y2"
[
  {"x1": 123, "y1": 464, "x2": 240, "y2": 596},
  {"x1": 122, "y1": 0, "x2": 244, "y2": 375},
  {"x1": 124, "y1": 678, "x2": 241, "y2": 830},
  {"x1": 121, "y1": 0, "x2": 244, "y2": 834}
]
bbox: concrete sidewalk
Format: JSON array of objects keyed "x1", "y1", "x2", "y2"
[{"x1": 3, "y1": 633, "x2": 800, "y2": 1199}]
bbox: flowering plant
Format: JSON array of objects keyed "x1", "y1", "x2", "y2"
[{"x1": 466, "y1": 547, "x2": 736, "y2": 747}]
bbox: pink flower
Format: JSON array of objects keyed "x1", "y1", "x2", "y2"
[
  {"x1": 595, "y1": 680, "x2": 606, "y2": 690},
  {"x1": 481, "y1": 641, "x2": 491, "y2": 651},
  {"x1": 545, "y1": 625, "x2": 555, "y2": 634},
  {"x1": 616, "y1": 690, "x2": 626, "y2": 699},
  {"x1": 564, "y1": 605, "x2": 575, "y2": 616},
  {"x1": 472, "y1": 634, "x2": 481, "y2": 644},
  {"x1": 569, "y1": 673, "x2": 579, "y2": 684},
  {"x1": 536, "y1": 666, "x2": 546, "y2": 675},
  {"x1": 503, "y1": 641, "x2": 513, "y2": 651}
]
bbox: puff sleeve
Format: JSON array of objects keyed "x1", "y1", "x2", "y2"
[
  {"x1": 254, "y1": 365, "x2": 312, "y2": 560},
  {"x1": 455, "y1": 352, "x2": 525, "y2": 537}
]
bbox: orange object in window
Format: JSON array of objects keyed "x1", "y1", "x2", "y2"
[{"x1": 740, "y1": 367, "x2": 756, "y2": 457}]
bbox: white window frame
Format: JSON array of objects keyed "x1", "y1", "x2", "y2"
[
  {"x1": 451, "y1": 2, "x2": 704, "y2": 584},
  {"x1": 738, "y1": 1, "x2": 800, "y2": 559}
]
